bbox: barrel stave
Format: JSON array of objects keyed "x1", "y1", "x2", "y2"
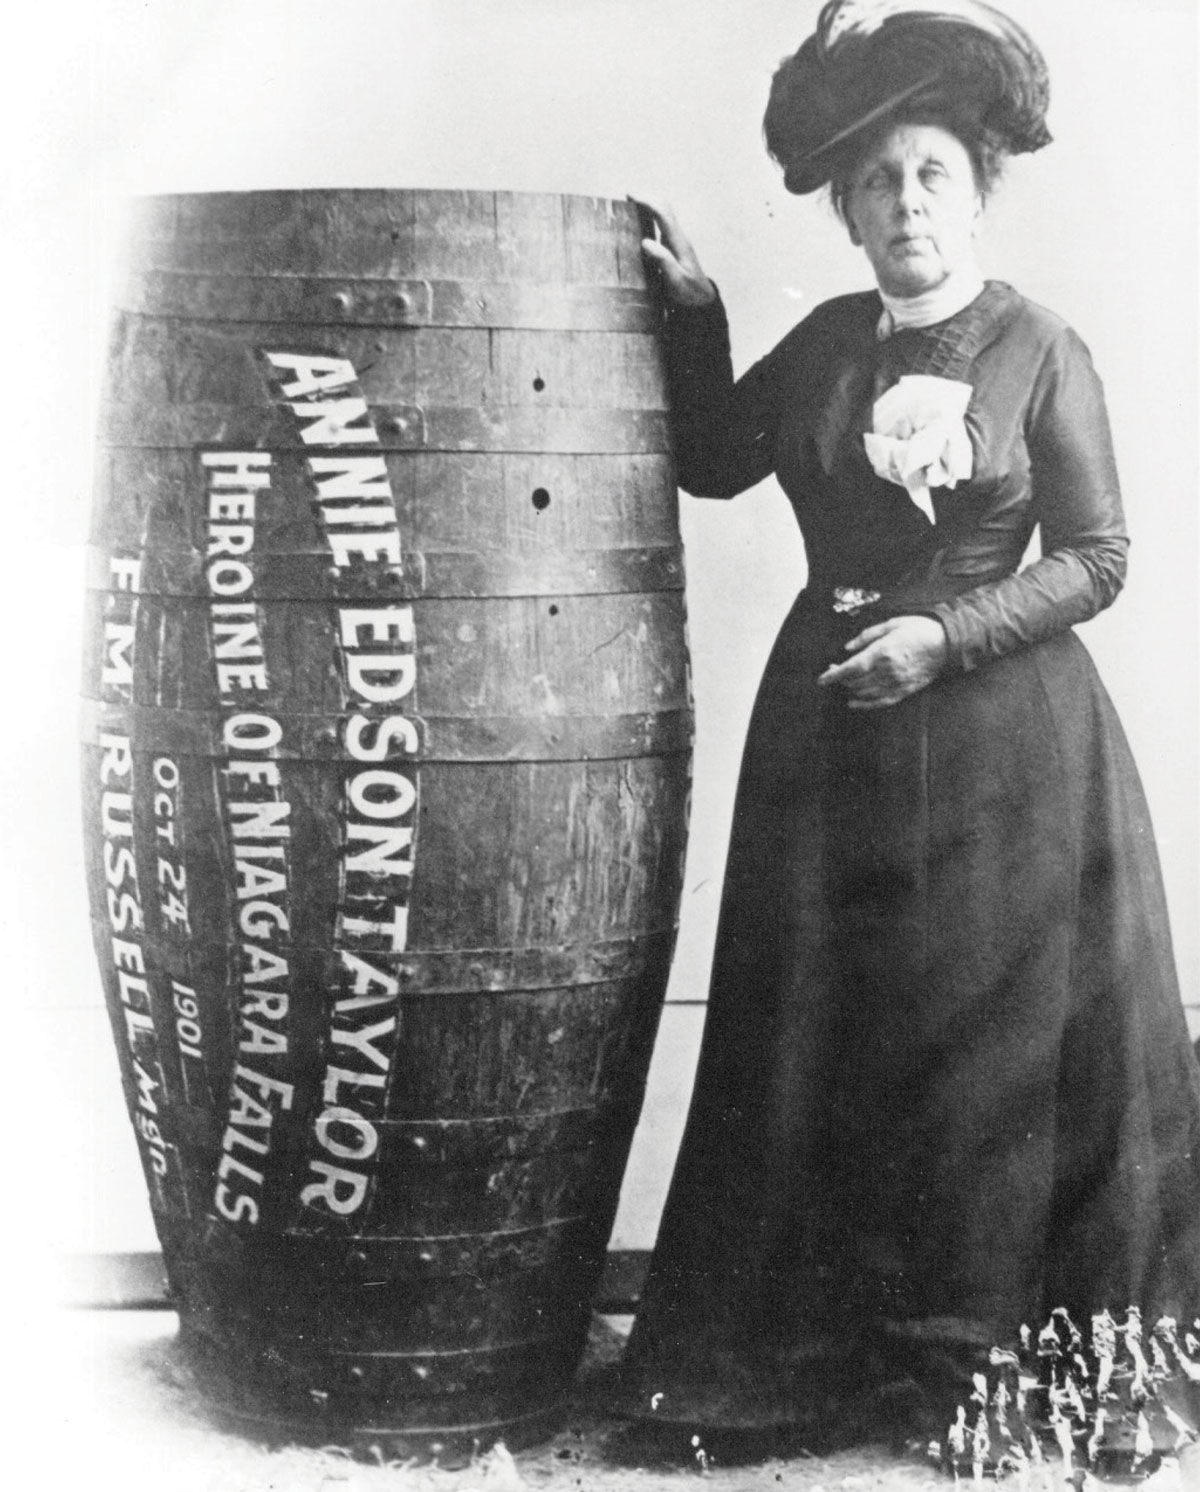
[
  {"x1": 94, "y1": 448, "x2": 680, "y2": 562},
  {"x1": 83, "y1": 592, "x2": 691, "y2": 721},
  {"x1": 124, "y1": 190, "x2": 646, "y2": 286},
  {"x1": 90, "y1": 449, "x2": 684, "y2": 607},
  {"x1": 181, "y1": 1320, "x2": 589, "y2": 1405},
  {"x1": 101, "y1": 319, "x2": 669, "y2": 450},
  {"x1": 182, "y1": 1317, "x2": 573, "y2": 1456}
]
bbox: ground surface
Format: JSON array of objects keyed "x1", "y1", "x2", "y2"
[{"x1": 23, "y1": 1311, "x2": 1196, "y2": 1492}]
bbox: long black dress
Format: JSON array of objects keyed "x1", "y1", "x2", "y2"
[{"x1": 617, "y1": 281, "x2": 1200, "y2": 1435}]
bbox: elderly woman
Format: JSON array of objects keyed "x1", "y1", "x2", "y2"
[{"x1": 617, "y1": 0, "x2": 1200, "y2": 1462}]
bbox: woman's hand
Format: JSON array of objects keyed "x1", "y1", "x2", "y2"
[
  {"x1": 817, "y1": 615, "x2": 948, "y2": 710},
  {"x1": 628, "y1": 198, "x2": 717, "y2": 309}
]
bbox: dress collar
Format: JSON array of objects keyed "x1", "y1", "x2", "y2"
[
  {"x1": 875, "y1": 281, "x2": 1021, "y2": 383},
  {"x1": 876, "y1": 266, "x2": 987, "y2": 340}
]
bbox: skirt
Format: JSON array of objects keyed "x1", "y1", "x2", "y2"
[{"x1": 616, "y1": 596, "x2": 1200, "y2": 1438}]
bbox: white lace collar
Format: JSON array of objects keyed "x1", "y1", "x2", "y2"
[{"x1": 877, "y1": 265, "x2": 986, "y2": 339}]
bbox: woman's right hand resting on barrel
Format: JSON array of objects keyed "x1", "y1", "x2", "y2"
[{"x1": 629, "y1": 199, "x2": 717, "y2": 309}]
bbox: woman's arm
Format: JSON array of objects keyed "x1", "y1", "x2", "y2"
[
  {"x1": 930, "y1": 326, "x2": 1129, "y2": 672},
  {"x1": 663, "y1": 297, "x2": 787, "y2": 498},
  {"x1": 819, "y1": 322, "x2": 1128, "y2": 708},
  {"x1": 635, "y1": 201, "x2": 785, "y2": 499}
]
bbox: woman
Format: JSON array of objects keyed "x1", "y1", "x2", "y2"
[{"x1": 617, "y1": 0, "x2": 1200, "y2": 1462}]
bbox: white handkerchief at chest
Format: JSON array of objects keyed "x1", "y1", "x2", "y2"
[{"x1": 862, "y1": 374, "x2": 974, "y2": 524}]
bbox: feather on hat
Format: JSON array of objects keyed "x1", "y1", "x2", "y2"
[{"x1": 764, "y1": 0, "x2": 1051, "y2": 194}]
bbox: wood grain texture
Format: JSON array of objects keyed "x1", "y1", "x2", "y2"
[{"x1": 83, "y1": 189, "x2": 690, "y2": 1456}]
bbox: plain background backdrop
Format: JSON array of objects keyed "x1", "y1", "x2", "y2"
[{"x1": 2, "y1": 1, "x2": 1195, "y2": 1302}]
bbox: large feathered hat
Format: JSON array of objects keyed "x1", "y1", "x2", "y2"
[{"x1": 764, "y1": 0, "x2": 1052, "y2": 194}]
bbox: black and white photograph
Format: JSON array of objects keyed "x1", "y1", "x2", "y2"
[{"x1": 6, "y1": 2, "x2": 1198, "y2": 1488}]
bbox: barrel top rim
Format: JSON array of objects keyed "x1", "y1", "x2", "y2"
[{"x1": 124, "y1": 187, "x2": 639, "y2": 210}]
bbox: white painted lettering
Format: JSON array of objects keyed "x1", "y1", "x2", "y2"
[
  {"x1": 109, "y1": 557, "x2": 142, "y2": 592},
  {"x1": 337, "y1": 950, "x2": 400, "y2": 1002},
  {"x1": 200, "y1": 452, "x2": 272, "y2": 486},
  {"x1": 103, "y1": 841, "x2": 137, "y2": 888},
  {"x1": 314, "y1": 1108, "x2": 378, "y2": 1162},
  {"x1": 345, "y1": 654, "x2": 417, "y2": 703},
  {"x1": 223, "y1": 714, "x2": 282, "y2": 751},
  {"x1": 232, "y1": 1066, "x2": 295, "y2": 1110},
  {"x1": 235, "y1": 861, "x2": 287, "y2": 899},
  {"x1": 102, "y1": 623, "x2": 135, "y2": 686},
  {"x1": 327, "y1": 530, "x2": 403, "y2": 566},
  {"x1": 207, "y1": 559, "x2": 254, "y2": 595},
  {"x1": 216, "y1": 662, "x2": 268, "y2": 692},
  {"x1": 345, "y1": 714, "x2": 420, "y2": 761},
  {"x1": 242, "y1": 943, "x2": 289, "y2": 985},
  {"x1": 223, "y1": 1125, "x2": 269, "y2": 1157},
  {"x1": 98, "y1": 733, "x2": 133, "y2": 783},
  {"x1": 263, "y1": 353, "x2": 358, "y2": 399},
  {"x1": 309, "y1": 455, "x2": 391, "y2": 499},
  {"x1": 347, "y1": 769, "x2": 417, "y2": 821},
  {"x1": 331, "y1": 1016, "x2": 397, "y2": 1074},
  {"x1": 322, "y1": 1065, "x2": 387, "y2": 1104},
  {"x1": 239, "y1": 1020, "x2": 288, "y2": 1056},
  {"x1": 215, "y1": 1186, "x2": 259, "y2": 1224},
  {"x1": 339, "y1": 904, "x2": 410, "y2": 952},
  {"x1": 111, "y1": 938, "x2": 145, "y2": 973},
  {"x1": 100, "y1": 791, "x2": 133, "y2": 837},
  {"x1": 345, "y1": 823, "x2": 415, "y2": 877},
  {"x1": 239, "y1": 900, "x2": 290, "y2": 937},
  {"x1": 207, "y1": 524, "x2": 255, "y2": 557},
  {"x1": 229, "y1": 800, "x2": 291, "y2": 838},
  {"x1": 339, "y1": 608, "x2": 415, "y2": 649},
  {"x1": 300, "y1": 1161, "x2": 369, "y2": 1215},
  {"x1": 291, "y1": 397, "x2": 376, "y2": 446}
]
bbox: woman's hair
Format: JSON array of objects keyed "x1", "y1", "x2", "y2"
[
  {"x1": 764, "y1": 1, "x2": 1050, "y2": 198},
  {"x1": 826, "y1": 107, "x2": 1008, "y2": 221}
]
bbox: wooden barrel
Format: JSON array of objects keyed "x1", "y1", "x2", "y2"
[{"x1": 81, "y1": 190, "x2": 691, "y2": 1457}]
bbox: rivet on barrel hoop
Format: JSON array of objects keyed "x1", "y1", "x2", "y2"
[
  {"x1": 330, "y1": 290, "x2": 353, "y2": 313},
  {"x1": 385, "y1": 411, "x2": 421, "y2": 437}
]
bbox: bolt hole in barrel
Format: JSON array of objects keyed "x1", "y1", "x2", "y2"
[
  {"x1": 548, "y1": 605, "x2": 560, "y2": 617},
  {"x1": 532, "y1": 375, "x2": 546, "y2": 392},
  {"x1": 531, "y1": 487, "x2": 551, "y2": 511}
]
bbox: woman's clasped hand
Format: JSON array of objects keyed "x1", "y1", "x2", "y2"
[{"x1": 817, "y1": 614, "x2": 948, "y2": 707}]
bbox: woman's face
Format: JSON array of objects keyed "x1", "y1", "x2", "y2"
[{"x1": 843, "y1": 123, "x2": 983, "y2": 298}]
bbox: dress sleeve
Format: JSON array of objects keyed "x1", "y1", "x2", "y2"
[
  {"x1": 931, "y1": 326, "x2": 1129, "y2": 672},
  {"x1": 664, "y1": 291, "x2": 786, "y2": 498}
]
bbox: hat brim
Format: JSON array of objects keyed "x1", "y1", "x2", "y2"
[{"x1": 785, "y1": 74, "x2": 941, "y2": 193}]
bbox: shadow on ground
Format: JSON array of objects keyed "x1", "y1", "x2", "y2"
[{"x1": 45, "y1": 1311, "x2": 1196, "y2": 1492}]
